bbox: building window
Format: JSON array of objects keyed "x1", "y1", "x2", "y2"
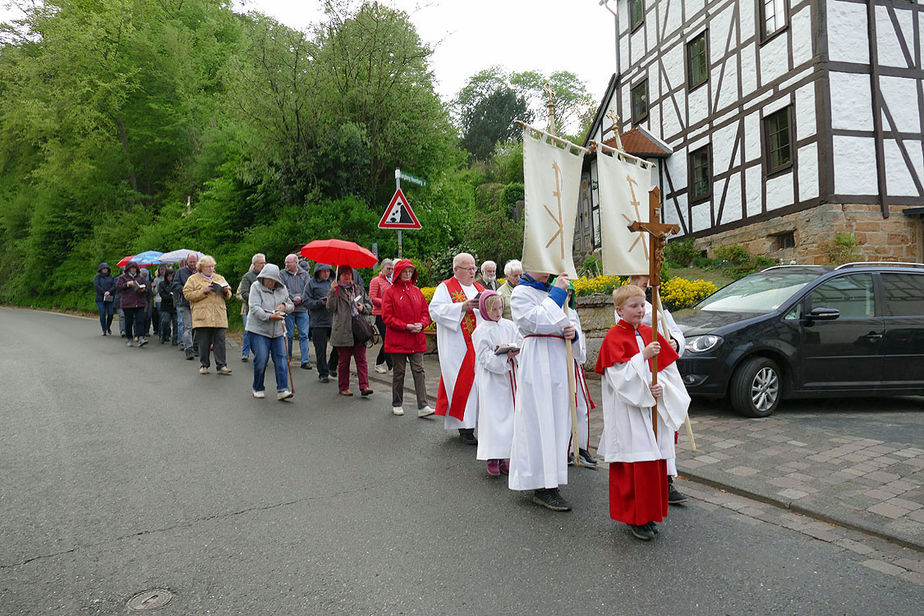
[
  {"x1": 631, "y1": 80, "x2": 648, "y2": 124},
  {"x1": 688, "y1": 146, "x2": 711, "y2": 203},
  {"x1": 629, "y1": 0, "x2": 644, "y2": 31},
  {"x1": 686, "y1": 31, "x2": 708, "y2": 91},
  {"x1": 773, "y1": 231, "x2": 795, "y2": 250},
  {"x1": 764, "y1": 106, "x2": 793, "y2": 175},
  {"x1": 760, "y1": 0, "x2": 788, "y2": 41}
]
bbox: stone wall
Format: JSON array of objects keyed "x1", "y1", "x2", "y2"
[
  {"x1": 693, "y1": 203, "x2": 923, "y2": 264},
  {"x1": 576, "y1": 294, "x2": 616, "y2": 371}
]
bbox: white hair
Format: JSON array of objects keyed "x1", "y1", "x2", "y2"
[
  {"x1": 503, "y1": 259, "x2": 523, "y2": 277},
  {"x1": 480, "y1": 260, "x2": 496, "y2": 275},
  {"x1": 452, "y1": 252, "x2": 475, "y2": 268},
  {"x1": 251, "y1": 253, "x2": 266, "y2": 265}
]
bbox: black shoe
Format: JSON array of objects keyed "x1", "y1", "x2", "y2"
[
  {"x1": 458, "y1": 429, "x2": 477, "y2": 446},
  {"x1": 668, "y1": 485, "x2": 688, "y2": 505},
  {"x1": 532, "y1": 488, "x2": 572, "y2": 512},
  {"x1": 329, "y1": 369, "x2": 337, "y2": 377},
  {"x1": 360, "y1": 388, "x2": 373, "y2": 396},
  {"x1": 185, "y1": 350, "x2": 195, "y2": 360},
  {"x1": 628, "y1": 524, "x2": 655, "y2": 541},
  {"x1": 319, "y1": 376, "x2": 330, "y2": 383},
  {"x1": 645, "y1": 521, "x2": 660, "y2": 534},
  {"x1": 300, "y1": 362, "x2": 313, "y2": 370},
  {"x1": 579, "y1": 448, "x2": 598, "y2": 466},
  {"x1": 241, "y1": 355, "x2": 248, "y2": 362}
]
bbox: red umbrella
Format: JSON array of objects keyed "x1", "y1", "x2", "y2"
[
  {"x1": 116, "y1": 255, "x2": 134, "y2": 267},
  {"x1": 299, "y1": 239, "x2": 378, "y2": 269}
]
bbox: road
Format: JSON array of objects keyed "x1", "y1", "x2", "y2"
[{"x1": 1, "y1": 307, "x2": 921, "y2": 615}]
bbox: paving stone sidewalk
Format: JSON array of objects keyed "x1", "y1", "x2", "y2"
[{"x1": 285, "y1": 339, "x2": 924, "y2": 552}]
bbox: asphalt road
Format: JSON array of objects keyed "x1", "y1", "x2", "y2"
[{"x1": 1, "y1": 307, "x2": 921, "y2": 615}]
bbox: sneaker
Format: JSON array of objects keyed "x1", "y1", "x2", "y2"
[
  {"x1": 319, "y1": 376, "x2": 330, "y2": 383},
  {"x1": 360, "y1": 388, "x2": 373, "y2": 397},
  {"x1": 486, "y1": 459, "x2": 501, "y2": 476},
  {"x1": 339, "y1": 390, "x2": 353, "y2": 396},
  {"x1": 137, "y1": 337, "x2": 148, "y2": 347},
  {"x1": 241, "y1": 356, "x2": 248, "y2": 363},
  {"x1": 668, "y1": 481, "x2": 688, "y2": 505},
  {"x1": 185, "y1": 350, "x2": 195, "y2": 360},
  {"x1": 252, "y1": 389, "x2": 265, "y2": 399},
  {"x1": 217, "y1": 366, "x2": 232, "y2": 375},
  {"x1": 329, "y1": 369, "x2": 337, "y2": 377},
  {"x1": 126, "y1": 340, "x2": 136, "y2": 347},
  {"x1": 392, "y1": 406, "x2": 404, "y2": 416},
  {"x1": 374, "y1": 364, "x2": 388, "y2": 374},
  {"x1": 458, "y1": 429, "x2": 477, "y2": 446},
  {"x1": 199, "y1": 367, "x2": 209, "y2": 375},
  {"x1": 417, "y1": 406, "x2": 435, "y2": 418},
  {"x1": 645, "y1": 521, "x2": 660, "y2": 534},
  {"x1": 628, "y1": 524, "x2": 655, "y2": 541},
  {"x1": 276, "y1": 390, "x2": 293, "y2": 401},
  {"x1": 532, "y1": 488, "x2": 572, "y2": 512},
  {"x1": 499, "y1": 459, "x2": 510, "y2": 475},
  {"x1": 300, "y1": 362, "x2": 312, "y2": 370},
  {"x1": 579, "y1": 448, "x2": 598, "y2": 467}
]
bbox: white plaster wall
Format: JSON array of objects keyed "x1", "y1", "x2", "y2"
[
  {"x1": 795, "y1": 82, "x2": 816, "y2": 141},
  {"x1": 879, "y1": 76, "x2": 921, "y2": 134},
  {"x1": 665, "y1": 193, "x2": 686, "y2": 229},
  {"x1": 763, "y1": 94, "x2": 792, "y2": 116},
  {"x1": 713, "y1": 58, "x2": 740, "y2": 112},
  {"x1": 833, "y1": 136, "x2": 879, "y2": 195},
  {"x1": 661, "y1": 94, "x2": 685, "y2": 139},
  {"x1": 631, "y1": 26, "x2": 646, "y2": 66},
  {"x1": 744, "y1": 111, "x2": 761, "y2": 162},
  {"x1": 798, "y1": 143, "x2": 819, "y2": 202},
  {"x1": 884, "y1": 139, "x2": 924, "y2": 198},
  {"x1": 691, "y1": 202, "x2": 711, "y2": 233},
  {"x1": 740, "y1": 44, "x2": 757, "y2": 97},
  {"x1": 829, "y1": 72, "x2": 873, "y2": 131},
  {"x1": 766, "y1": 171, "x2": 795, "y2": 211},
  {"x1": 661, "y1": 0, "x2": 683, "y2": 40},
  {"x1": 662, "y1": 44, "x2": 685, "y2": 92},
  {"x1": 720, "y1": 173, "x2": 743, "y2": 224},
  {"x1": 648, "y1": 105, "x2": 661, "y2": 137},
  {"x1": 790, "y1": 6, "x2": 814, "y2": 67},
  {"x1": 666, "y1": 148, "x2": 687, "y2": 191},
  {"x1": 710, "y1": 4, "x2": 734, "y2": 60},
  {"x1": 688, "y1": 85, "x2": 708, "y2": 127},
  {"x1": 619, "y1": 33, "x2": 631, "y2": 75},
  {"x1": 759, "y1": 31, "x2": 790, "y2": 86},
  {"x1": 712, "y1": 121, "x2": 740, "y2": 175},
  {"x1": 746, "y1": 165, "x2": 762, "y2": 218},
  {"x1": 827, "y1": 0, "x2": 869, "y2": 65},
  {"x1": 739, "y1": 0, "x2": 755, "y2": 42},
  {"x1": 685, "y1": 0, "x2": 706, "y2": 20},
  {"x1": 646, "y1": 6, "x2": 658, "y2": 51},
  {"x1": 648, "y1": 63, "x2": 660, "y2": 100},
  {"x1": 876, "y1": 5, "x2": 914, "y2": 69}
]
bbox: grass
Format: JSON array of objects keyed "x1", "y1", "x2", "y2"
[{"x1": 668, "y1": 266, "x2": 735, "y2": 290}]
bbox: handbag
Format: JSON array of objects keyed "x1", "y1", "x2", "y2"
[{"x1": 351, "y1": 313, "x2": 374, "y2": 346}]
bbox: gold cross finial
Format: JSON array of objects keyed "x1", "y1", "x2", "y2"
[
  {"x1": 544, "y1": 81, "x2": 556, "y2": 134},
  {"x1": 605, "y1": 108, "x2": 623, "y2": 150}
]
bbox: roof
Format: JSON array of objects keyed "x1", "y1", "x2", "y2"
[{"x1": 602, "y1": 127, "x2": 672, "y2": 158}]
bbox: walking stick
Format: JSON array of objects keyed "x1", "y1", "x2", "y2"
[
  {"x1": 282, "y1": 320, "x2": 295, "y2": 394},
  {"x1": 564, "y1": 293, "x2": 580, "y2": 467},
  {"x1": 656, "y1": 302, "x2": 696, "y2": 451}
]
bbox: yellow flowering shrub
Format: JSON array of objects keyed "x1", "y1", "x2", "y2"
[
  {"x1": 420, "y1": 287, "x2": 436, "y2": 303},
  {"x1": 572, "y1": 275, "x2": 626, "y2": 296},
  {"x1": 660, "y1": 277, "x2": 717, "y2": 311}
]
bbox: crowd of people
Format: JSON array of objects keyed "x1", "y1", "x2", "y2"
[{"x1": 93, "y1": 249, "x2": 691, "y2": 542}]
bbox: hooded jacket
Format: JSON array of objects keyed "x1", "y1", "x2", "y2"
[
  {"x1": 115, "y1": 262, "x2": 149, "y2": 309},
  {"x1": 326, "y1": 265, "x2": 373, "y2": 347},
  {"x1": 158, "y1": 272, "x2": 176, "y2": 314},
  {"x1": 305, "y1": 263, "x2": 333, "y2": 329},
  {"x1": 246, "y1": 264, "x2": 294, "y2": 339},
  {"x1": 381, "y1": 259, "x2": 431, "y2": 354},
  {"x1": 94, "y1": 262, "x2": 117, "y2": 302},
  {"x1": 183, "y1": 268, "x2": 232, "y2": 328},
  {"x1": 172, "y1": 263, "x2": 198, "y2": 308},
  {"x1": 279, "y1": 265, "x2": 311, "y2": 313}
]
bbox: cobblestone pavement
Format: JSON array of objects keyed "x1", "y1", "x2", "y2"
[{"x1": 283, "y1": 339, "x2": 924, "y2": 583}]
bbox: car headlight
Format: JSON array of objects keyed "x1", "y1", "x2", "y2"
[{"x1": 685, "y1": 335, "x2": 722, "y2": 353}]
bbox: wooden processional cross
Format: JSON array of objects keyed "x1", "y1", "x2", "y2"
[{"x1": 628, "y1": 186, "x2": 680, "y2": 439}]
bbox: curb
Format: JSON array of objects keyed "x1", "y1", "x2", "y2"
[{"x1": 681, "y1": 469, "x2": 924, "y2": 553}]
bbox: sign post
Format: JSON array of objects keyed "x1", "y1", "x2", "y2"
[{"x1": 379, "y1": 168, "x2": 425, "y2": 258}]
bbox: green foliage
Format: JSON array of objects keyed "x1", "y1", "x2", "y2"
[
  {"x1": 664, "y1": 237, "x2": 698, "y2": 267},
  {"x1": 824, "y1": 233, "x2": 861, "y2": 265},
  {"x1": 454, "y1": 67, "x2": 532, "y2": 160},
  {"x1": 714, "y1": 244, "x2": 751, "y2": 265}
]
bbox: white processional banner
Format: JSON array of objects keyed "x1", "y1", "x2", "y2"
[
  {"x1": 597, "y1": 146, "x2": 654, "y2": 276},
  {"x1": 521, "y1": 125, "x2": 587, "y2": 278}
]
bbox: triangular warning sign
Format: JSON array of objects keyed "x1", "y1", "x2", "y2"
[{"x1": 378, "y1": 188, "x2": 422, "y2": 230}]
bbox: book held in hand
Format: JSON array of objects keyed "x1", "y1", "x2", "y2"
[{"x1": 494, "y1": 344, "x2": 519, "y2": 355}]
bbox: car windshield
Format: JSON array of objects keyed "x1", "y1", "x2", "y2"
[{"x1": 697, "y1": 271, "x2": 820, "y2": 313}]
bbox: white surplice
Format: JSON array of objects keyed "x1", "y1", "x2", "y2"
[
  {"x1": 473, "y1": 318, "x2": 522, "y2": 460},
  {"x1": 596, "y1": 332, "x2": 691, "y2": 464},
  {"x1": 641, "y1": 300, "x2": 685, "y2": 475},
  {"x1": 429, "y1": 279, "x2": 482, "y2": 430},
  {"x1": 570, "y1": 310, "x2": 594, "y2": 452},
  {"x1": 507, "y1": 284, "x2": 577, "y2": 491}
]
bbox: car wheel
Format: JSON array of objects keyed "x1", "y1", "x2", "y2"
[{"x1": 730, "y1": 357, "x2": 781, "y2": 418}]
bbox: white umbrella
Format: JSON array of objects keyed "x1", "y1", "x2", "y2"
[{"x1": 159, "y1": 248, "x2": 205, "y2": 264}]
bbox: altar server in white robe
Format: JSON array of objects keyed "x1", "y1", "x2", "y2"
[
  {"x1": 473, "y1": 291, "x2": 522, "y2": 477},
  {"x1": 428, "y1": 252, "x2": 484, "y2": 445},
  {"x1": 595, "y1": 284, "x2": 690, "y2": 541},
  {"x1": 630, "y1": 274, "x2": 688, "y2": 504},
  {"x1": 508, "y1": 272, "x2": 578, "y2": 512}
]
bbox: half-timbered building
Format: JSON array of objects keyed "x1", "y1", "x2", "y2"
[{"x1": 578, "y1": 0, "x2": 924, "y2": 264}]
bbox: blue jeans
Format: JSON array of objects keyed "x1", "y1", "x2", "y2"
[
  {"x1": 176, "y1": 309, "x2": 184, "y2": 344},
  {"x1": 96, "y1": 300, "x2": 114, "y2": 333},
  {"x1": 159, "y1": 311, "x2": 177, "y2": 344},
  {"x1": 251, "y1": 333, "x2": 289, "y2": 393},
  {"x1": 285, "y1": 311, "x2": 310, "y2": 364},
  {"x1": 241, "y1": 313, "x2": 251, "y2": 357}
]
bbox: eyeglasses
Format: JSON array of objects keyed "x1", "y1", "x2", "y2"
[{"x1": 454, "y1": 266, "x2": 476, "y2": 271}]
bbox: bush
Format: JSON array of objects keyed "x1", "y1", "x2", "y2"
[
  {"x1": 572, "y1": 275, "x2": 626, "y2": 296},
  {"x1": 824, "y1": 233, "x2": 861, "y2": 265},
  {"x1": 660, "y1": 277, "x2": 717, "y2": 311},
  {"x1": 665, "y1": 237, "x2": 698, "y2": 267},
  {"x1": 714, "y1": 244, "x2": 750, "y2": 265}
]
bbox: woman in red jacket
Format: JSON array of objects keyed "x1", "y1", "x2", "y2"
[{"x1": 381, "y1": 259, "x2": 434, "y2": 418}]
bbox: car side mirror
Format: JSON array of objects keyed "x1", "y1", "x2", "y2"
[{"x1": 808, "y1": 306, "x2": 840, "y2": 321}]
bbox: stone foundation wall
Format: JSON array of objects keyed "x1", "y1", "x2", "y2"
[{"x1": 693, "y1": 203, "x2": 923, "y2": 264}]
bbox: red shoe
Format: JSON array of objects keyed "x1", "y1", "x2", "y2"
[{"x1": 486, "y1": 459, "x2": 501, "y2": 476}]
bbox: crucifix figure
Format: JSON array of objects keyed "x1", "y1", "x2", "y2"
[
  {"x1": 543, "y1": 81, "x2": 556, "y2": 134},
  {"x1": 605, "y1": 109, "x2": 624, "y2": 151},
  {"x1": 628, "y1": 186, "x2": 680, "y2": 438}
]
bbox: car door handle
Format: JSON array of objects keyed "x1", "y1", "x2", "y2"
[{"x1": 863, "y1": 332, "x2": 883, "y2": 340}]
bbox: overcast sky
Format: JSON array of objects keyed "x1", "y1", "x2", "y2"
[{"x1": 1, "y1": 1, "x2": 620, "y2": 102}]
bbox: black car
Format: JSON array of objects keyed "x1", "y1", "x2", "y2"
[{"x1": 674, "y1": 262, "x2": 924, "y2": 417}]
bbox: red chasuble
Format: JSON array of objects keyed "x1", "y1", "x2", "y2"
[
  {"x1": 594, "y1": 320, "x2": 679, "y2": 375},
  {"x1": 435, "y1": 277, "x2": 485, "y2": 421}
]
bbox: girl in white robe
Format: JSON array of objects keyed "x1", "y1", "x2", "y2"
[{"x1": 472, "y1": 292, "x2": 522, "y2": 476}]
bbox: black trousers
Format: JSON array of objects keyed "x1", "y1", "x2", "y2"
[
  {"x1": 195, "y1": 327, "x2": 227, "y2": 369},
  {"x1": 122, "y1": 307, "x2": 145, "y2": 340},
  {"x1": 310, "y1": 326, "x2": 334, "y2": 378},
  {"x1": 374, "y1": 315, "x2": 392, "y2": 368}
]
